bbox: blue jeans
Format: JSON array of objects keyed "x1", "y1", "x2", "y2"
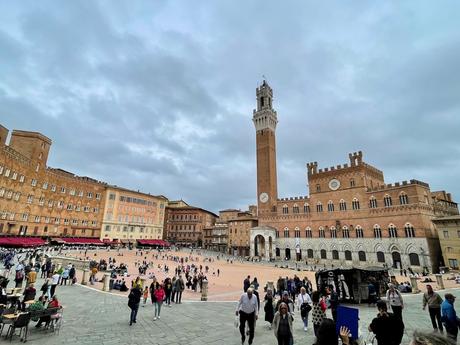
[
  {"x1": 154, "y1": 302, "x2": 163, "y2": 317},
  {"x1": 130, "y1": 303, "x2": 139, "y2": 323}
]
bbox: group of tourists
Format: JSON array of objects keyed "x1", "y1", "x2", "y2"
[
  {"x1": 235, "y1": 273, "x2": 460, "y2": 345},
  {"x1": 127, "y1": 274, "x2": 186, "y2": 325},
  {"x1": 0, "y1": 249, "x2": 64, "y2": 331}
]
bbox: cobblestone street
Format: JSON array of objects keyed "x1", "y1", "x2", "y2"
[{"x1": 17, "y1": 278, "x2": 460, "y2": 345}]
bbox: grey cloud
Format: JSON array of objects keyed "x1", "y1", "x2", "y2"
[{"x1": 1, "y1": 1, "x2": 459, "y2": 212}]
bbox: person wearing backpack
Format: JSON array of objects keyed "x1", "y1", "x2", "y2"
[
  {"x1": 128, "y1": 285, "x2": 142, "y2": 326},
  {"x1": 369, "y1": 300, "x2": 404, "y2": 345}
]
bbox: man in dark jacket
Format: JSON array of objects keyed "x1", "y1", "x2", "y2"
[
  {"x1": 369, "y1": 300, "x2": 404, "y2": 345},
  {"x1": 243, "y1": 275, "x2": 251, "y2": 292},
  {"x1": 326, "y1": 285, "x2": 339, "y2": 322},
  {"x1": 128, "y1": 286, "x2": 142, "y2": 326}
]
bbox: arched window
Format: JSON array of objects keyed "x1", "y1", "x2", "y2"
[
  {"x1": 330, "y1": 226, "x2": 337, "y2": 238},
  {"x1": 374, "y1": 225, "x2": 382, "y2": 239},
  {"x1": 344, "y1": 250, "x2": 352, "y2": 261},
  {"x1": 369, "y1": 197, "x2": 378, "y2": 208},
  {"x1": 355, "y1": 225, "x2": 364, "y2": 238},
  {"x1": 319, "y1": 227, "x2": 325, "y2": 238},
  {"x1": 409, "y1": 253, "x2": 420, "y2": 266},
  {"x1": 384, "y1": 195, "x2": 392, "y2": 207},
  {"x1": 350, "y1": 178, "x2": 355, "y2": 187},
  {"x1": 388, "y1": 224, "x2": 398, "y2": 238},
  {"x1": 303, "y1": 203, "x2": 310, "y2": 213},
  {"x1": 399, "y1": 193, "x2": 409, "y2": 205},
  {"x1": 339, "y1": 199, "x2": 347, "y2": 211},
  {"x1": 275, "y1": 230, "x2": 279, "y2": 238},
  {"x1": 282, "y1": 204, "x2": 289, "y2": 214},
  {"x1": 307, "y1": 249, "x2": 314, "y2": 258},
  {"x1": 404, "y1": 224, "x2": 415, "y2": 238},
  {"x1": 316, "y1": 202, "x2": 323, "y2": 212},
  {"x1": 305, "y1": 227, "x2": 312, "y2": 238},
  {"x1": 352, "y1": 198, "x2": 360, "y2": 210},
  {"x1": 320, "y1": 249, "x2": 327, "y2": 259},
  {"x1": 342, "y1": 226, "x2": 350, "y2": 238},
  {"x1": 376, "y1": 251, "x2": 385, "y2": 263},
  {"x1": 284, "y1": 227, "x2": 290, "y2": 238},
  {"x1": 294, "y1": 227, "x2": 300, "y2": 238},
  {"x1": 332, "y1": 250, "x2": 339, "y2": 260},
  {"x1": 327, "y1": 201, "x2": 334, "y2": 212},
  {"x1": 293, "y1": 204, "x2": 299, "y2": 214},
  {"x1": 358, "y1": 251, "x2": 366, "y2": 261}
]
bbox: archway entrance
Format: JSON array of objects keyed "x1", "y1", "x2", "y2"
[
  {"x1": 285, "y1": 248, "x2": 291, "y2": 260},
  {"x1": 392, "y1": 251, "x2": 402, "y2": 268},
  {"x1": 275, "y1": 248, "x2": 280, "y2": 257},
  {"x1": 295, "y1": 244, "x2": 301, "y2": 261},
  {"x1": 254, "y1": 235, "x2": 266, "y2": 257}
]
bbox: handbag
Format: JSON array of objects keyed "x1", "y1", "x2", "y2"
[{"x1": 234, "y1": 315, "x2": 240, "y2": 329}]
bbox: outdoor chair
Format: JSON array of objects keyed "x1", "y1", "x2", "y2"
[
  {"x1": 6, "y1": 312, "x2": 31, "y2": 342},
  {"x1": 0, "y1": 307, "x2": 17, "y2": 336}
]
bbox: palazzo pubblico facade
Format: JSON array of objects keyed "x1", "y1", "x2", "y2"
[{"x1": 250, "y1": 81, "x2": 458, "y2": 273}]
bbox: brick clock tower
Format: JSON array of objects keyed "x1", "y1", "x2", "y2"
[{"x1": 253, "y1": 80, "x2": 278, "y2": 217}]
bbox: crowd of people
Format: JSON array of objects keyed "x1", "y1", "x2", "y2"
[
  {"x1": 0, "y1": 248, "x2": 64, "y2": 332},
  {"x1": 235, "y1": 273, "x2": 459, "y2": 345}
]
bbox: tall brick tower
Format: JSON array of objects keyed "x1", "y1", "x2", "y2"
[{"x1": 253, "y1": 80, "x2": 278, "y2": 217}]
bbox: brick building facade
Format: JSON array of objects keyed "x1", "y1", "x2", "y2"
[
  {"x1": 164, "y1": 202, "x2": 217, "y2": 247},
  {"x1": 250, "y1": 82, "x2": 458, "y2": 272},
  {"x1": 0, "y1": 125, "x2": 106, "y2": 238}
]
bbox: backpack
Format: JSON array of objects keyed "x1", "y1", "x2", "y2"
[{"x1": 15, "y1": 271, "x2": 24, "y2": 281}]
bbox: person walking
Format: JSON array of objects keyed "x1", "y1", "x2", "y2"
[
  {"x1": 60, "y1": 267, "x2": 70, "y2": 285},
  {"x1": 386, "y1": 283, "x2": 404, "y2": 321},
  {"x1": 236, "y1": 287, "x2": 258, "y2": 345},
  {"x1": 263, "y1": 289, "x2": 275, "y2": 329},
  {"x1": 423, "y1": 284, "x2": 443, "y2": 333},
  {"x1": 175, "y1": 275, "x2": 185, "y2": 304},
  {"x1": 272, "y1": 302, "x2": 294, "y2": 345},
  {"x1": 50, "y1": 271, "x2": 60, "y2": 297},
  {"x1": 441, "y1": 293, "x2": 459, "y2": 341},
  {"x1": 311, "y1": 290, "x2": 326, "y2": 337},
  {"x1": 369, "y1": 300, "x2": 404, "y2": 345},
  {"x1": 243, "y1": 275, "x2": 251, "y2": 292},
  {"x1": 326, "y1": 284, "x2": 339, "y2": 322},
  {"x1": 27, "y1": 268, "x2": 37, "y2": 285},
  {"x1": 164, "y1": 277, "x2": 173, "y2": 307},
  {"x1": 69, "y1": 265, "x2": 76, "y2": 284},
  {"x1": 142, "y1": 286, "x2": 149, "y2": 306},
  {"x1": 128, "y1": 285, "x2": 142, "y2": 326},
  {"x1": 297, "y1": 286, "x2": 312, "y2": 331},
  {"x1": 153, "y1": 283, "x2": 165, "y2": 320}
]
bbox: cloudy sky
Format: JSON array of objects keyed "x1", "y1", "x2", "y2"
[{"x1": 1, "y1": 1, "x2": 459, "y2": 213}]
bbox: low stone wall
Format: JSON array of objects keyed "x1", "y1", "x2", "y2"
[{"x1": 47, "y1": 255, "x2": 91, "y2": 270}]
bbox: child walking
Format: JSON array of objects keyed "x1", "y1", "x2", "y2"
[{"x1": 142, "y1": 286, "x2": 149, "y2": 306}]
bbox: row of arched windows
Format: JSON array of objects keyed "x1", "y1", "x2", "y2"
[
  {"x1": 306, "y1": 249, "x2": 420, "y2": 266},
  {"x1": 281, "y1": 192, "x2": 410, "y2": 214},
  {"x1": 277, "y1": 224, "x2": 416, "y2": 239}
]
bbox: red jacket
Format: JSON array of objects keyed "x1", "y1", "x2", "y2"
[{"x1": 154, "y1": 287, "x2": 165, "y2": 302}]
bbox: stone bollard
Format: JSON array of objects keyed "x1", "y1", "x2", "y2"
[
  {"x1": 435, "y1": 274, "x2": 445, "y2": 290},
  {"x1": 267, "y1": 281, "x2": 274, "y2": 293},
  {"x1": 102, "y1": 273, "x2": 111, "y2": 292},
  {"x1": 81, "y1": 269, "x2": 89, "y2": 285},
  {"x1": 410, "y1": 276, "x2": 420, "y2": 293},
  {"x1": 201, "y1": 279, "x2": 208, "y2": 301}
]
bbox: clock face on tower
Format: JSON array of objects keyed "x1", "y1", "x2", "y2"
[
  {"x1": 328, "y1": 179, "x2": 341, "y2": 191},
  {"x1": 259, "y1": 192, "x2": 269, "y2": 203}
]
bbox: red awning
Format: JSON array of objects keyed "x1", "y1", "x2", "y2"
[
  {"x1": 0, "y1": 237, "x2": 46, "y2": 247},
  {"x1": 54, "y1": 237, "x2": 104, "y2": 245},
  {"x1": 137, "y1": 239, "x2": 170, "y2": 247}
]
